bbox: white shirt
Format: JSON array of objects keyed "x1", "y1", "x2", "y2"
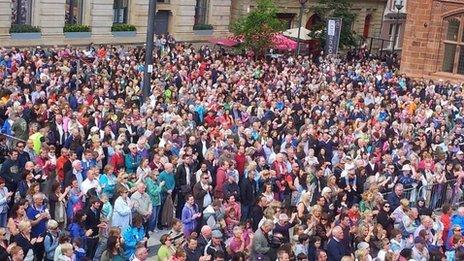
[
  {"x1": 185, "y1": 165, "x2": 191, "y2": 186},
  {"x1": 80, "y1": 178, "x2": 101, "y2": 195}
]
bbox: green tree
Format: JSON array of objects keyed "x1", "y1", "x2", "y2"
[
  {"x1": 231, "y1": 0, "x2": 284, "y2": 57},
  {"x1": 310, "y1": 0, "x2": 358, "y2": 48}
]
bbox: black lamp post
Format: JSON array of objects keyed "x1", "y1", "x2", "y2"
[
  {"x1": 142, "y1": 0, "x2": 157, "y2": 104},
  {"x1": 296, "y1": 0, "x2": 308, "y2": 56},
  {"x1": 391, "y1": 0, "x2": 404, "y2": 53}
]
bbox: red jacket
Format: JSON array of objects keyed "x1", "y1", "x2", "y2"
[
  {"x1": 56, "y1": 155, "x2": 69, "y2": 182},
  {"x1": 109, "y1": 152, "x2": 125, "y2": 172},
  {"x1": 234, "y1": 153, "x2": 246, "y2": 176},
  {"x1": 215, "y1": 166, "x2": 227, "y2": 193}
]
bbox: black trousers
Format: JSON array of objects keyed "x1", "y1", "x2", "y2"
[
  {"x1": 176, "y1": 193, "x2": 186, "y2": 219},
  {"x1": 86, "y1": 237, "x2": 99, "y2": 259}
]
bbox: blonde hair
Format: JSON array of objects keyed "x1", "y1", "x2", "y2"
[
  {"x1": 61, "y1": 243, "x2": 73, "y2": 254},
  {"x1": 47, "y1": 219, "x2": 58, "y2": 230},
  {"x1": 18, "y1": 220, "x2": 31, "y2": 232},
  {"x1": 300, "y1": 191, "x2": 312, "y2": 204},
  {"x1": 311, "y1": 205, "x2": 322, "y2": 215}
]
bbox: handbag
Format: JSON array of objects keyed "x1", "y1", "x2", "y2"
[
  {"x1": 55, "y1": 201, "x2": 65, "y2": 223},
  {"x1": 161, "y1": 195, "x2": 174, "y2": 227}
]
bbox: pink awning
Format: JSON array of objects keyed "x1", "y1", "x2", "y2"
[
  {"x1": 272, "y1": 34, "x2": 297, "y2": 51},
  {"x1": 209, "y1": 34, "x2": 297, "y2": 50},
  {"x1": 208, "y1": 38, "x2": 240, "y2": 47}
]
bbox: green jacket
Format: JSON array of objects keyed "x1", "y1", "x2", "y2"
[{"x1": 146, "y1": 177, "x2": 163, "y2": 206}]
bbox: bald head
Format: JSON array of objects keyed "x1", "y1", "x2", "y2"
[
  {"x1": 136, "y1": 182, "x2": 146, "y2": 193},
  {"x1": 72, "y1": 160, "x2": 82, "y2": 170},
  {"x1": 332, "y1": 226, "x2": 344, "y2": 241},
  {"x1": 201, "y1": 225, "x2": 212, "y2": 238}
]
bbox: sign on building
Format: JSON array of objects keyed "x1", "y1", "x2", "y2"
[{"x1": 325, "y1": 18, "x2": 342, "y2": 55}]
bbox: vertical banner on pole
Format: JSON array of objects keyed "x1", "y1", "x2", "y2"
[{"x1": 325, "y1": 18, "x2": 342, "y2": 55}]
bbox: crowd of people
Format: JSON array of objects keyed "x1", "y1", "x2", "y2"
[{"x1": 0, "y1": 34, "x2": 464, "y2": 261}]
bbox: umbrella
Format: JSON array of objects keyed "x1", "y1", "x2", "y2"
[{"x1": 282, "y1": 27, "x2": 313, "y2": 41}]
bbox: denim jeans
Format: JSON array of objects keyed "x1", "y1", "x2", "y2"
[
  {"x1": 0, "y1": 212, "x2": 7, "y2": 227},
  {"x1": 148, "y1": 205, "x2": 160, "y2": 232}
]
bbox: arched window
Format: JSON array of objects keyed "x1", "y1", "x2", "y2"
[
  {"x1": 305, "y1": 14, "x2": 321, "y2": 30},
  {"x1": 65, "y1": 0, "x2": 83, "y2": 24},
  {"x1": 363, "y1": 14, "x2": 372, "y2": 38},
  {"x1": 11, "y1": 0, "x2": 32, "y2": 25},
  {"x1": 442, "y1": 17, "x2": 464, "y2": 74}
]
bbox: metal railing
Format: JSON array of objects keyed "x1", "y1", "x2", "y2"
[
  {"x1": 0, "y1": 132, "x2": 26, "y2": 148},
  {"x1": 417, "y1": 179, "x2": 462, "y2": 211},
  {"x1": 365, "y1": 37, "x2": 395, "y2": 57},
  {"x1": 382, "y1": 179, "x2": 464, "y2": 212}
]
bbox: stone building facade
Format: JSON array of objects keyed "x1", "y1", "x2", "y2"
[
  {"x1": 401, "y1": 0, "x2": 464, "y2": 81},
  {"x1": 0, "y1": 0, "x2": 231, "y2": 47},
  {"x1": 379, "y1": 0, "x2": 406, "y2": 51},
  {"x1": 230, "y1": 0, "x2": 386, "y2": 41}
]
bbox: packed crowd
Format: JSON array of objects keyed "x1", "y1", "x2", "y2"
[{"x1": 0, "y1": 34, "x2": 464, "y2": 261}]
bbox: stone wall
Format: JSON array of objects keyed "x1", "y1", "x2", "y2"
[
  {"x1": 0, "y1": 0, "x2": 232, "y2": 47},
  {"x1": 0, "y1": 0, "x2": 11, "y2": 36},
  {"x1": 400, "y1": 0, "x2": 464, "y2": 80},
  {"x1": 91, "y1": 0, "x2": 114, "y2": 36},
  {"x1": 351, "y1": 0, "x2": 386, "y2": 38}
]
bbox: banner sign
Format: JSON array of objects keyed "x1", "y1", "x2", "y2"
[{"x1": 325, "y1": 18, "x2": 342, "y2": 55}]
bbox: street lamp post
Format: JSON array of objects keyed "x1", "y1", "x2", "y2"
[
  {"x1": 142, "y1": 0, "x2": 157, "y2": 104},
  {"x1": 296, "y1": 0, "x2": 308, "y2": 56},
  {"x1": 391, "y1": 0, "x2": 404, "y2": 53}
]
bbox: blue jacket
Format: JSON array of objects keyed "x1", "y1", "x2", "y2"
[
  {"x1": 123, "y1": 226, "x2": 145, "y2": 259},
  {"x1": 326, "y1": 238, "x2": 345, "y2": 261},
  {"x1": 452, "y1": 214, "x2": 464, "y2": 230},
  {"x1": 124, "y1": 153, "x2": 141, "y2": 174},
  {"x1": 69, "y1": 222, "x2": 86, "y2": 241},
  {"x1": 44, "y1": 232, "x2": 59, "y2": 260},
  {"x1": 1, "y1": 120, "x2": 12, "y2": 136}
]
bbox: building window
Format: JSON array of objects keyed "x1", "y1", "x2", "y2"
[
  {"x1": 194, "y1": 0, "x2": 208, "y2": 25},
  {"x1": 443, "y1": 43, "x2": 456, "y2": 73},
  {"x1": 363, "y1": 14, "x2": 372, "y2": 38},
  {"x1": 65, "y1": 0, "x2": 83, "y2": 24},
  {"x1": 113, "y1": 0, "x2": 128, "y2": 24},
  {"x1": 388, "y1": 22, "x2": 400, "y2": 49},
  {"x1": 442, "y1": 17, "x2": 464, "y2": 74},
  {"x1": 11, "y1": 0, "x2": 32, "y2": 25},
  {"x1": 305, "y1": 14, "x2": 322, "y2": 30},
  {"x1": 276, "y1": 13, "x2": 295, "y2": 30},
  {"x1": 446, "y1": 18, "x2": 459, "y2": 41}
]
